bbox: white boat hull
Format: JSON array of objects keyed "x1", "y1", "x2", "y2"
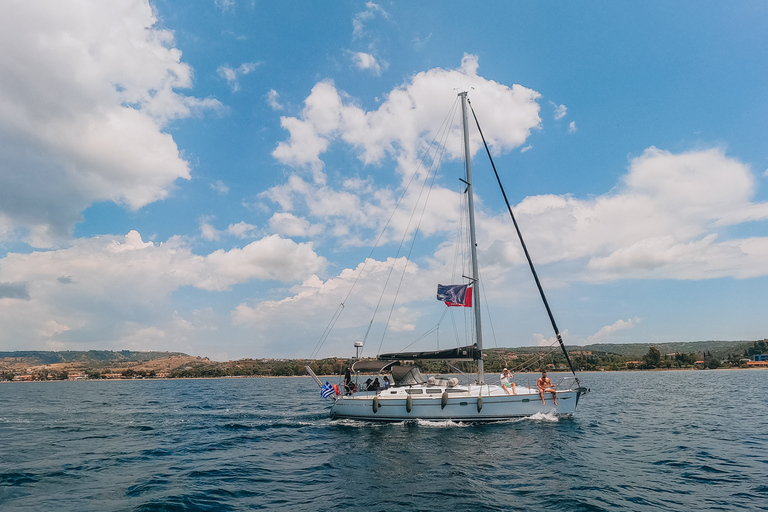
[{"x1": 329, "y1": 384, "x2": 585, "y2": 422}]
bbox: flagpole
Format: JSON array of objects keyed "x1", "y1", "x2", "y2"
[{"x1": 459, "y1": 91, "x2": 484, "y2": 385}]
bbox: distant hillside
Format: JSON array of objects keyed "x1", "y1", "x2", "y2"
[
  {"x1": 0, "y1": 350, "x2": 188, "y2": 365},
  {"x1": 485, "y1": 339, "x2": 759, "y2": 359},
  {"x1": 576, "y1": 340, "x2": 756, "y2": 358}
]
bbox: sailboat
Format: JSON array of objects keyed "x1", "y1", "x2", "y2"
[{"x1": 306, "y1": 91, "x2": 588, "y2": 422}]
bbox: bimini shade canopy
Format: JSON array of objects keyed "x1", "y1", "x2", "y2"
[
  {"x1": 390, "y1": 365, "x2": 427, "y2": 386},
  {"x1": 351, "y1": 360, "x2": 397, "y2": 373}
]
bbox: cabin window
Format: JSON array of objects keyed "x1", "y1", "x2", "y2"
[
  {"x1": 406, "y1": 389, "x2": 423, "y2": 395},
  {"x1": 426, "y1": 388, "x2": 442, "y2": 394}
]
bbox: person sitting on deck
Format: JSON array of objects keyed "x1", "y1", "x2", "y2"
[
  {"x1": 537, "y1": 370, "x2": 558, "y2": 406},
  {"x1": 499, "y1": 368, "x2": 517, "y2": 395},
  {"x1": 372, "y1": 377, "x2": 381, "y2": 390},
  {"x1": 383, "y1": 376, "x2": 390, "y2": 389},
  {"x1": 365, "y1": 378, "x2": 374, "y2": 391}
]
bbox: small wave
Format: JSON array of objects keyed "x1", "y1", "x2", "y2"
[
  {"x1": 0, "y1": 472, "x2": 40, "y2": 486},
  {"x1": 134, "y1": 494, "x2": 236, "y2": 512},
  {"x1": 222, "y1": 422, "x2": 253, "y2": 430},
  {"x1": 142, "y1": 448, "x2": 173, "y2": 458}
]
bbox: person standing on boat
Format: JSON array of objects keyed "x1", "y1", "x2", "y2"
[
  {"x1": 383, "y1": 376, "x2": 390, "y2": 389},
  {"x1": 537, "y1": 370, "x2": 558, "y2": 406},
  {"x1": 344, "y1": 367, "x2": 352, "y2": 395},
  {"x1": 500, "y1": 368, "x2": 517, "y2": 395}
]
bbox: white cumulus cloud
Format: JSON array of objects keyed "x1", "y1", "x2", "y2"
[
  {"x1": 552, "y1": 102, "x2": 567, "y2": 120},
  {"x1": 267, "y1": 89, "x2": 284, "y2": 110},
  {"x1": 351, "y1": 52, "x2": 384, "y2": 76},
  {"x1": 218, "y1": 62, "x2": 259, "y2": 92},
  {"x1": 0, "y1": 230, "x2": 326, "y2": 350},
  {"x1": 0, "y1": 0, "x2": 221, "y2": 246},
  {"x1": 586, "y1": 318, "x2": 641, "y2": 344},
  {"x1": 352, "y1": 2, "x2": 389, "y2": 39}
]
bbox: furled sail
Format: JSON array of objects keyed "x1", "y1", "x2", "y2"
[{"x1": 378, "y1": 344, "x2": 479, "y2": 361}]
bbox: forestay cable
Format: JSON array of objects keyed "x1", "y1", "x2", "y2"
[{"x1": 468, "y1": 99, "x2": 577, "y2": 376}]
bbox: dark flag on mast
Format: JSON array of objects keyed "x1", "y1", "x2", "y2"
[{"x1": 436, "y1": 284, "x2": 472, "y2": 307}]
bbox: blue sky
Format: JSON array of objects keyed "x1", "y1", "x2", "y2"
[{"x1": 1, "y1": 1, "x2": 767, "y2": 360}]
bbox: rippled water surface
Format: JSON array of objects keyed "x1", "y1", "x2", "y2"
[{"x1": 1, "y1": 370, "x2": 767, "y2": 511}]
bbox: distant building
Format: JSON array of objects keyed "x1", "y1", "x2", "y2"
[{"x1": 747, "y1": 356, "x2": 768, "y2": 368}]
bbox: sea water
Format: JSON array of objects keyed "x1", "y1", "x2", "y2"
[{"x1": 1, "y1": 370, "x2": 766, "y2": 511}]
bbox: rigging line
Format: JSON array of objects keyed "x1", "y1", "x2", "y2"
[
  {"x1": 468, "y1": 99, "x2": 577, "y2": 377},
  {"x1": 449, "y1": 306, "x2": 461, "y2": 349},
  {"x1": 446, "y1": 178, "x2": 471, "y2": 350},
  {"x1": 366, "y1": 99, "x2": 461, "y2": 357},
  {"x1": 309, "y1": 303, "x2": 345, "y2": 360},
  {"x1": 508, "y1": 344, "x2": 560, "y2": 374},
  {"x1": 394, "y1": 323, "x2": 441, "y2": 353},
  {"x1": 311, "y1": 99, "x2": 460, "y2": 359},
  {"x1": 395, "y1": 306, "x2": 449, "y2": 353},
  {"x1": 376, "y1": 124, "x2": 451, "y2": 356},
  {"x1": 457, "y1": 124, "x2": 477, "y2": 350},
  {"x1": 451, "y1": 178, "x2": 470, "y2": 283},
  {"x1": 477, "y1": 267, "x2": 499, "y2": 349}
]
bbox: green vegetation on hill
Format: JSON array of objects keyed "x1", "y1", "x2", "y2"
[
  {"x1": 0, "y1": 350, "x2": 187, "y2": 365},
  {"x1": 577, "y1": 340, "x2": 752, "y2": 359},
  {"x1": 2, "y1": 339, "x2": 765, "y2": 380}
]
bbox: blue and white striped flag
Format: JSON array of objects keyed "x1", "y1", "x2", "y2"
[{"x1": 320, "y1": 382, "x2": 334, "y2": 399}]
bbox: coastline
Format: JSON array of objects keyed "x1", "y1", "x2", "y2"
[{"x1": 2, "y1": 366, "x2": 765, "y2": 384}]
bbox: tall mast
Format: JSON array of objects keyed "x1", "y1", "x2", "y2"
[{"x1": 459, "y1": 91, "x2": 484, "y2": 385}]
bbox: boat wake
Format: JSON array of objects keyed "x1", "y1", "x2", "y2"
[
  {"x1": 331, "y1": 418, "x2": 400, "y2": 428},
  {"x1": 520, "y1": 412, "x2": 559, "y2": 422},
  {"x1": 330, "y1": 414, "x2": 559, "y2": 428},
  {"x1": 413, "y1": 419, "x2": 472, "y2": 428}
]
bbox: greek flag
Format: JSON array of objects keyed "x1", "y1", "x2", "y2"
[{"x1": 320, "y1": 382, "x2": 334, "y2": 399}]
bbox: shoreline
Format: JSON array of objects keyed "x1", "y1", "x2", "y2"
[{"x1": 2, "y1": 366, "x2": 765, "y2": 384}]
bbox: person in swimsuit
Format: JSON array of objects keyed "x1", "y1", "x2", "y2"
[
  {"x1": 499, "y1": 368, "x2": 517, "y2": 395},
  {"x1": 537, "y1": 370, "x2": 558, "y2": 406}
]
